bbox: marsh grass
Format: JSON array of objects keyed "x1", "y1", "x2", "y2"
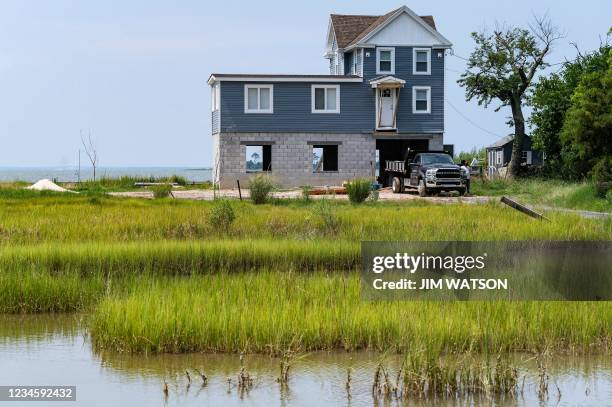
[
  {"x1": 89, "y1": 272, "x2": 611, "y2": 354},
  {"x1": 0, "y1": 196, "x2": 609, "y2": 245}
]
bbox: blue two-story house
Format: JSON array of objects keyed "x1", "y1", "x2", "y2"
[{"x1": 208, "y1": 5, "x2": 452, "y2": 187}]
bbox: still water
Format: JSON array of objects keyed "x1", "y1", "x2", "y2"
[
  {"x1": 0, "y1": 167, "x2": 212, "y2": 183},
  {"x1": 0, "y1": 315, "x2": 609, "y2": 407}
]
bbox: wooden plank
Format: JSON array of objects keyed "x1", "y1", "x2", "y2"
[{"x1": 500, "y1": 196, "x2": 550, "y2": 221}]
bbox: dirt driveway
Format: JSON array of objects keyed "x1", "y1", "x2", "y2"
[{"x1": 110, "y1": 188, "x2": 493, "y2": 205}]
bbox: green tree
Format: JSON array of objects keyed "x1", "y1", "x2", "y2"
[
  {"x1": 530, "y1": 42, "x2": 610, "y2": 178},
  {"x1": 458, "y1": 17, "x2": 561, "y2": 177},
  {"x1": 560, "y1": 49, "x2": 611, "y2": 179}
]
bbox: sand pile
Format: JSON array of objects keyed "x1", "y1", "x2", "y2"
[{"x1": 26, "y1": 179, "x2": 77, "y2": 193}]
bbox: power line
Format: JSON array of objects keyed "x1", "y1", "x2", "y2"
[{"x1": 444, "y1": 98, "x2": 502, "y2": 140}]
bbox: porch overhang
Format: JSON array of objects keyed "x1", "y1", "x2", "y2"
[{"x1": 369, "y1": 75, "x2": 406, "y2": 88}]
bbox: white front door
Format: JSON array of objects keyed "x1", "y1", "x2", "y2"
[{"x1": 378, "y1": 88, "x2": 395, "y2": 128}]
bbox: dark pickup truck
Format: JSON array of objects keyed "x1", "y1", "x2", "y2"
[{"x1": 385, "y1": 151, "x2": 467, "y2": 196}]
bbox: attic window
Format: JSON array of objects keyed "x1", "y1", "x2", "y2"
[
  {"x1": 413, "y1": 48, "x2": 431, "y2": 75},
  {"x1": 376, "y1": 47, "x2": 395, "y2": 74}
]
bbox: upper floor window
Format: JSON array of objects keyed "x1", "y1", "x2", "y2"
[
  {"x1": 412, "y1": 86, "x2": 431, "y2": 114},
  {"x1": 244, "y1": 85, "x2": 273, "y2": 113},
  {"x1": 312, "y1": 85, "x2": 340, "y2": 113},
  {"x1": 376, "y1": 47, "x2": 395, "y2": 74},
  {"x1": 352, "y1": 50, "x2": 360, "y2": 75},
  {"x1": 413, "y1": 48, "x2": 431, "y2": 75},
  {"x1": 211, "y1": 84, "x2": 220, "y2": 112}
]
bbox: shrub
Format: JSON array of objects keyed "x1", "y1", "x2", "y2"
[
  {"x1": 345, "y1": 178, "x2": 372, "y2": 203},
  {"x1": 168, "y1": 175, "x2": 187, "y2": 186},
  {"x1": 311, "y1": 199, "x2": 340, "y2": 235},
  {"x1": 208, "y1": 200, "x2": 235, "y2": 230},
  {"x1": 591, "y1": 156, "x2": 611, "y2": 197},
  {"x1": 301, "y1": 185, "x2": 312, "y2": 201},
  {"x1": 151, "y1": 184, "x2": 173, "y2": 199},
  {"x1": 249, "y1": 174, "x2": 275, "y2": 204}
]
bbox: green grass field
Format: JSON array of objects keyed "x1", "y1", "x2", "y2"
[
  {"x1": 471, "y1": 178, "x2": 611, "y2": 212},
  {"x1": 0, "y1": 190, "x2": 610, "y2": 354}
]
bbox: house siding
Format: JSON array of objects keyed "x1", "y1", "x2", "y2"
[
  {"x1": 362, "y1": 46, "x2": 445, "y2": 133},
  {"x1": 219, "y1": 81, "x2": 374, "y2": 133},
  {"x1": 217, "y1": 46, "x2": 444, "y2": 134}
]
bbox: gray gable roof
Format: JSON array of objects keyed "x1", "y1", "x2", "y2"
[{"x1": 487, "y1": 134, "x2": 532, "y2": 149}]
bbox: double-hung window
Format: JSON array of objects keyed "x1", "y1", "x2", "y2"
[
  {"x1": 413, "y1": 48, "x2": 431, "y2": 75},
  {"x1": 244, "y1": 85, "x2": 273, "y2": 113},
  {"x1": 412, "y1": 86, "x2": 431, "y2": 114},
  {"x1": 312, "y1": 85, "x2": 340, "y2": 113},
  {"x1": 376, "y1": 47, "x2": 395, "y2": 74}
]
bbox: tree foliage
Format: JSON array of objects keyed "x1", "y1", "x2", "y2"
[
  {"x1": 559, "y1": 49, "x2": 611, "y2": 180},
  {"x1": 530, "y1": 43, "x2": 611, "y2": 178},
  {"x1": 458, "y1": 17, "x2": 561, "y2": 177}
]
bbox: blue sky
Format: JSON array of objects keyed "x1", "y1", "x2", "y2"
[{"x1": 0, "y1": 0, "x2": 610, "y2": 167}]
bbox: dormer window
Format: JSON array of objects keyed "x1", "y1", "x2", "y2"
[
  {"x1": 413, "y1": 48, "x2": 431, "y2": 75},
  {"x1": 376, "y1": 47, "x2": 395, "y2": 74}
]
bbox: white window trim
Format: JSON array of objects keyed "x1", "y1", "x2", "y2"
[
  {"x1": 352, "y1": 50, "x2": 359, "y2": 75},
  {"x1": 244, "y1": 84, "x2": 273, "y2": 113},
  {"x1": 376, "y1": 47, "x2": 395, "y2": 75},
  {"x1": 413, "y1": 48, "x2": 431, "y2": 75},
  {"x1": 311, "y1": 85, "x2": 340, "y2": 114},
  {"x1": 412, "y1": 86, "x2": 431, "y2": 114}
]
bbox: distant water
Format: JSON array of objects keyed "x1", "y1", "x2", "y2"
[{"x1": 0, "y1": 166, "x2": 213, "y2": 183}]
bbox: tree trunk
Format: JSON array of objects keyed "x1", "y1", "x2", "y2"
[{"x1": 508, "y1": 96, "x2": 526, "y2": 177}]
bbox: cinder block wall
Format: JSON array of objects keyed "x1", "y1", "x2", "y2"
[{"x1": 213, "y1": 133, "x2": 376, "y2": 188}]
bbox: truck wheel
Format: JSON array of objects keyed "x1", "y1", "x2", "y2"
[
  {"x1": 458, "y1": 188, "x2": 466, "y2": 196},
  {"x1": 392, "y1": 177, "x2": 404, "y2": 193},
  {"x1": 418, "y1": 179, "x2": 428, "y2": 197}
]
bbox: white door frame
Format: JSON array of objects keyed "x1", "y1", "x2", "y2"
[{"x1": 375, "y1": 87, "x2": 398, "y2": 130}]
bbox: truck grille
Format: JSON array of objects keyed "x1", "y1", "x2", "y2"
[{"x1": 436, "y1": 169, "x2": 461, "y2": 179}]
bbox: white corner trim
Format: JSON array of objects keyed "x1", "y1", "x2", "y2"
[
  {"x1": 244, "y1": 84, "x2": 274, "y2": 114},
  {"x1": 311, "y1": 84, "x2": 340, "y2": 114},
  {"x1": 376, "y1": 47, "x2": 395, "y2": 75},
  {"x1": 412, "y1": 86, "x2": 431, "y2": 114},
  {"x1": 413, "y1": 48, "x2": 431, "y2": 75}
]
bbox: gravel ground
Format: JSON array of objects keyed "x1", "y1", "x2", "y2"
[{"x1": 110, "y1": 188, "x2": 493, "y2": 205}]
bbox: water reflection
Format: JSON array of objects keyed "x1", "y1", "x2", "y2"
[{"x1": 0, "y1": 315, "x2": 609, "y2": 407}]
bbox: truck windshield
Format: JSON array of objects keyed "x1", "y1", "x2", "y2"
[{"x1": 420, "y1": 154, "x2": 454, "y2": 165}]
